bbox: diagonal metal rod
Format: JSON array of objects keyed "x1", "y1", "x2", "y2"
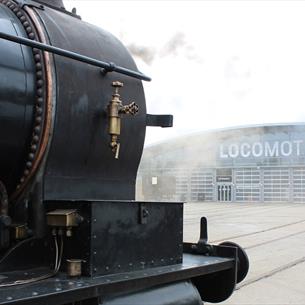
[{"x1": 0, "y1": 31, "x2": 151, "y2": 82}]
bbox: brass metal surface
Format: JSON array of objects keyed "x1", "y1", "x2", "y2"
[
  {"x1": 66, "y1": 259, "x2": 82, "y2": 277},
  {"x1": 107, "y1": 81, "x2": 139, "y2": 159},
  {"x1": 47, "y1": 209, "x2": 79, "y2": 227},
  {"x1": 11, "y1": 224, "x2": 27, "y2": 240}
]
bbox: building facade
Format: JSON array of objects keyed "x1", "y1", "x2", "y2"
[{"x1": 137, "y1": 124, "x2": 305, "y2": 203}]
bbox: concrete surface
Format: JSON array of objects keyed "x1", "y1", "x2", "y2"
[{"x1": 184, "y1": 202, "x2": 305, "y2": 305}]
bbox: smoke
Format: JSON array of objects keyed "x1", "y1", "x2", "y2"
[
  {"x1": 160, "y1": 32, "x2": 203, "y2": 63},
  {"x1": 160, "y1": 32, "x2": 186, "y2": 57},
  {"x1": 127, "y1": 32, "x2": 203, "y2": 65},
  {"x1": 127, "y1": 43, "x2": 156, "y2": 65}
]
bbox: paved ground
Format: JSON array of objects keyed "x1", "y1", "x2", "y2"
[{"x1": 184, "y1": 202, "x2": 305, "y2": 305}]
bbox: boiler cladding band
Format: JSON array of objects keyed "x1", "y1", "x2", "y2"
[{"x1": 0, "y1": 31, "x2": 151, "y2": 82}]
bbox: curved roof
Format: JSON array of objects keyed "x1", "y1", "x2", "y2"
[{"x1": 146, "y1": 122, "x2": 305, "y2": 150}]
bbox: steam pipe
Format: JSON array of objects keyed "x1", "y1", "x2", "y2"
[{"x1": 0, "y1": 32, "x2": 152, "y2": 82}]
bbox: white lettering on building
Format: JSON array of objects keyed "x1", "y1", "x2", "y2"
[
  {"x1": 240, "y1": 143, "x2": 251, "y2": 157},
  {"x1": 219, "y1": 140, "x2": 304, "y2": 159},
  {"x1": 252, "y1": 142, "x2": 263, "y2": 157},
  {"x1": 281, "y1": 141, "x2": 292, "y2": 156},
  {"x1": 265, "y1": 141, "x2": 279, "y2": 157}
]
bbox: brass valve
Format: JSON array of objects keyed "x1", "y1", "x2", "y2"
[{"x1": 107, "y1": 81, "x2": 139, "y2": 159}]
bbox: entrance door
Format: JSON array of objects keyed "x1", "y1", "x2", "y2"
[{"x1": 217, "y1": 183, "x2": 232, "y2": 202}]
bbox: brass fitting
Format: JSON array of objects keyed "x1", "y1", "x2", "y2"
[{"x1": 107, "y1": 81, "x2": 139, "y2": 159}]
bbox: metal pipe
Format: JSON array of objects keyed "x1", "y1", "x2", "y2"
[
  {"x1": 0, "y1": 32, "x2": 151, "y2": 82},
  {"x1": 0, "y1": 181, "x2": 8, "y2": 217},
  {"x1": 29, "y1": 182, "x2": 46, "y2": 238}
]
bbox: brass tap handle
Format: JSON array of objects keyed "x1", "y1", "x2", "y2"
[
  {"x1": 107, "y1": 81, "x2": 139, "y2": 159},
  {"x1": 112, "y1": 81, "x2": 123, "y2": 94},
  {"x1": 120, "y1": 102, "x2": 139, "y2": 115}
]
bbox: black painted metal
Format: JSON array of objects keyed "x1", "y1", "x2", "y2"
[
  {"x1": 219, "y1": 241, "x2": 249, "y2": 284},
  {"x1": 0, "y1": 254, "x2": 234, "y2": 305},
  {"x1": 146, "y1": 114, "x2": 173, "y2": 127},
  {"x1": 0, "y1": 4, "x2": 36, "y2": 194},
  {"x1": 103, "y1": 281, "x2": 202, "y2": 305},
  {"x1": 31, "y1": 5, "x2": 148, "y2": 201},
  {"x1": 34, "y1": 0, "x2": 65, "y2": 9},
  {"x1": 0, "y1": 32, "x2": 151, "y2": 82},
  {"x1": 191, "y1": 245, "x2": 237, "y2": 303},
  {"x1": 46, "y1": 200, "x2": 183, "y2": 276}
]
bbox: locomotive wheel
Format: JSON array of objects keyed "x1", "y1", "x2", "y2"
[{"x1": 219, "y1": 241, "x2": 249, "y2": 284}]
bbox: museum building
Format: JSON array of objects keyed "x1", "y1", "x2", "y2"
[{"x1": 137, "y1": 123, "x2": 305, "y2": 203}]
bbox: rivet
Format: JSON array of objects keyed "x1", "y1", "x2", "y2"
[
  {"x1": 36, "y1": 63, "x2": 42, "y2": 70},
  {"x1": 29, "y1": 33, "x2": 35, "y2": 39},
  {"x1": 20, "y1": 16, "x2": 26, "y2": 22},
  {"x1": 9, "y1": 4, "x2": 15, "y2": 9},
  {"x1": 34, "y1": 54, "x2": 41, "y2": 62},
  {"x1": 28, "y1": 153, "x2": 35, "y2": 160},
  {"x1": 32, "y1": 135, "x2": 39, "y2": 143},
  {"x1": 33, "y1": 48, "x2": 39, "y2": 54},
  {"x1": 16, "y1": 12, "x2": 22, "y2": 17},
  {"x1": 26, "y1": 27, "x2": 32, "y2": 34},
  {"x1": 36, "y1": 107, "x2": 43, "y2": 115},
  {"x1": 105, "y1": 266, "x2": 109, "y2": 270},
  {"x1": 37, "y1": 79, "x2": 44, "y2": 88},
  {"x1": 55, "y1": 288, "x2": 61, "y2": 292},
  {"x1": 26, "y1": 161, "x2": 32, "y2": 169},
  {"x1": 16, "y1": 184, "x2": 21, "y2": 189},
  {"x1": 13, "y1": 7, "x2": 18, "y2": 13},
  {"x1": 32, "y1": 292, "x2": 38, "y2": 296},
  {"x1": 36, "y1": 71, "x2": 43, "y2": 79},
  {"x1": 37, "y1": 89, "x2": 43, "y2": 97},
  {"x1": 24, "y1": 169, "x2": 30, "y2": 176},
  {"x1": 20, "y1": 177, "x2": 25, "y2": 183},
  {"x1": 23, "y1": 21, "x2": 29, "y2": 27},
  {"x1": 34, "y1": 126, "x2": 41, "y2": 134},
  {"x1": 6, "y1": 297, "x2": 13, "y2": 301},
  {"x1": 35, "y1": 116, "x2": 42, "y2": 124}
]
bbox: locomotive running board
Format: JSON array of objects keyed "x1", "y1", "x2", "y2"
[{"x1": 0, "y1": 251, "x2": 236, "y2": 305}]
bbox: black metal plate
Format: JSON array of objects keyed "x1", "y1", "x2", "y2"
[{"x1": 0, "y1": 254, "x2": 234, "y2": 305}]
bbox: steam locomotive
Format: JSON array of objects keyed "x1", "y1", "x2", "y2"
[{"x1": 0, "y1": 1, "x2": 249, "y2": 304}]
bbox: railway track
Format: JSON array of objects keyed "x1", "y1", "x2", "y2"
[
  {"x1": 238, "y1": 256, "x2": 305, "y2": 289},
  {"x1": 211, "y1": 218, "x2": 305, "y2": 243},
  {"x1": 184, "y1": 202, "x2": 305, "y2": 298}
]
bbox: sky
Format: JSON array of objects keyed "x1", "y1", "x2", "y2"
[{"x1": 64, "y1": 0, "x2": 305, "y2": 145}]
